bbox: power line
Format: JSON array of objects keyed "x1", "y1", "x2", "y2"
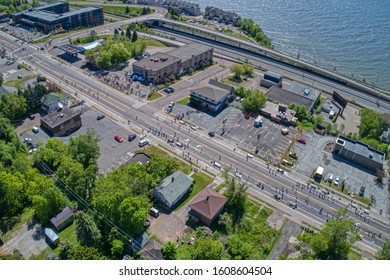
[{"x1": 36, "y1": 159, "x2": 159, "y2": 260}]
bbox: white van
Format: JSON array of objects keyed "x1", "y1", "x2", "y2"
[
  {"x1": 213, "y1": 162, "x2": 222, "y2": 169},
  {"x1": 149, "y1": 207, "x2": 159, "y2": 218},
  {"x1": 139, "y1": 138, "x2": 149, "y2": 147}
]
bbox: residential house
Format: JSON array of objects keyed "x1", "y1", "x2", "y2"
[
  {"x1": 40, "y1": 92, "x2": 67, "y2": 114},
  {"x1": 131, "y1": 231, "x2": 150, "y2": 252},
  {"x1": 153, "y1": 170, "x2": 194, "y2": 209},
  {"x1": 140, "y1": 240, "x2": 163, "y2": 260},
  {"x1": 189, "y1": 188, "x2": 227, "y2": 226},
  {"x1": 0, "y1": 86, "x2": 18, "y2": 99}
]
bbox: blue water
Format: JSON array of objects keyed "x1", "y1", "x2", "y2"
[{"x1": 190, "y1": 0, "x2": 390, "y2": 90}]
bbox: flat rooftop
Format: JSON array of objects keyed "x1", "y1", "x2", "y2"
[
  {"x1": 133, "y1": 52, "x2": 180, "y2": 72},
  {"x1": 19, "y1": 6, "x2": 101, "y2": 22},
  {"x1": 261, "y1": 101, "x2": 296, "y2": 121},
  {"x1": 285, "y1": 81, "x2": 321, "y2": 102},
  {"x1": 167, "y1": 42, "x2": 213, "y2": 62},
  {"x1": 41, "y1": 107, "x2": 81, "y2": 128},
  {"x1": 58, "y1": 44, "x2": 85, "y2": 54},
  {"x1": 266, "y1": 86, "x2": 313, "y2": 111},
  {"x1": 337, "y1": 135, "x2": 385, "y2": 164}
]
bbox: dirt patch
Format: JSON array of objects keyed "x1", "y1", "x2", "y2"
[
  {"x1": 148, "y1": 211, "x2": 187, "y2": 243},
  {"x1": 0, "y1": 220, "x2": 47, "y2": 259}
]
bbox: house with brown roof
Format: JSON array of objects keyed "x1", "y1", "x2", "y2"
[
  {"x1": 188, "y1": 188, "x2": 227, "y2": 226},
  {"x1": 50, "y1": 206, "x2": 74, "y2": 231},
  {"x1": 140, "y1": 240, "x2": 163, "y2": 260}
]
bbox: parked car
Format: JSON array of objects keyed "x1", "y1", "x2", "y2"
[
  {"x1": 359, "y1": 186, "x2": 365, "y2": 197},
  {"x1": 163, "y1": 87, "x2": 172, "y2": 94},
  {"x1": 287, "y1": 201, "x2": 297, "y2": 209},
  {"x1": 281, "y1": 128, "x2": 289, "y2": 135},
  {"x1": 274, "y1": 193, "x2": 282, "y2": 201},
  {"x1": 114, "y1": 135, "x2": 124, "y2": 143},
  {"x1": 128, "y1": 134, "x2": 136, "y2": 142},
  {"x1": 167, "y1": 87, "x2": 174, "y2": 93},
  {"x1": 208, "y1": 131, "x2": 215, "y2": 137},
  {"x1": 28, "y1": 114, "x2": 35, "y2": 120},
  {"x1": 297, "y1": 137, "x2": 306, "y2": 144},
  {"x1": 168, "y1": 101, "x2": 175, "y2": 107},
  {"x1": 289, "y1": 152, "x2": 298, "y2": 159},
  {"x1": 32, "y1": 126, "x2": 39, "y2": 133},
  {"x1": 176, "y1": 141, "x2": 183, "y2": 147},
  {"x1": 328, "y1": 173, "x2": 334, "y2": 183},
  {"x1": 24, "y1": 137, "x2": 32, "y2": 143},
  {"x1": 334, "y1": 177, "x2": 340, "y2": 186},
  {"x1": 96, "y1": 115, "x2": 105, "y2": 120}
]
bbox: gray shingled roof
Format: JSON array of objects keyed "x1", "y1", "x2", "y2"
[
  {"x1": 40, "y1": 92, "x2": 64, "y2": 106},
  {"x1": 0, "y1": 86, "x2": 18, "y2": 97},
  {"x1": 191, "y1": 86, "x2": 229, "y2": 102},
  {"x1": 154, "y1": 171, "x2": 194, "y2": 206}
]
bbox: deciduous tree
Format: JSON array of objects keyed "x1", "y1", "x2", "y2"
[
  {"x1": 75, "y1": 211, "x2": 102, "y2": 247},
  {"x1": 162, "y1": 241, "x2": 177, "y2": 260}
]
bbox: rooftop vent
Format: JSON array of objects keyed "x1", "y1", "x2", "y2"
[
  {"x1": 160, "y1": 56, "x2": 167, "y2": 61},
  {"x1": 368, "y1": 153, "x2": 373, "y2": 159},
  {"x1": 336, "y1": 139, "x2": 345, "y2": 146}
]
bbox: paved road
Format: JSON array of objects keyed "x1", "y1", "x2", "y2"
[
  {"x1": 0, "y1": 21, "x2": 388, "y2": 255},
  {"x1": 150, "y1": 27, "x2": 390, "y2": 114}
]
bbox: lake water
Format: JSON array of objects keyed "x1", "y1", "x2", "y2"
[{"x1": 190, "y1": 0, "x2": 390, "y2": 90}]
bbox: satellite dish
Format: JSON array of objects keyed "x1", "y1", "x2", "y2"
[{"x1": 58, "y1": 101, "x2": 64, "y2": 109}]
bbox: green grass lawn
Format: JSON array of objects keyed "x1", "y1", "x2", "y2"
[
  {"x1": 4, "y1": 75, "x2": 36, "y2": 88},
  {"x1": 176, "y1": 198, "x2": 277, "y2": 259},
  {"x1": 30, "y1": 222, "x2": 78, "y2": 260},
  {"x1": 138, "y1": 38, "x2": 167, "y2": 47},
  {"x1": 176, "y1": 96, "x2": 190, "y2": 105},
  {"x1": 214, "y1": 183, "x2": 225, "y2": 193},
  {"x1": 348, "y1": 249, "x2": 362, "y2": 260},
  {"x1": 176, "y1": 172, "x2": 214, "y2": 210},
  {"x1": 137, "y1": 145, "x2": 192, "y2": 175},
  {"x1": 147, "y1": 91, "x2": 162, "y2": 101},
  {"x1": 1, "y1": 208, "x2": 34, "y2": 243},
  {"x1": 220, "y1": 75, "x2": 242, "y2": 85}
]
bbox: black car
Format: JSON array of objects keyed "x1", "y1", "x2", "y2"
[
  {"x1": 128, "y1": 134, "x2": 136, "y2": 142},
  {"x1": 163, "y1": 87, "x2": 172, "y2": 94},
  {"x1": 167, "y1": 87, "x2": 174, "y2": 93},
  {"x1": 359, "y1": 186, "x2": 365, "y2": 197},
  {"x1": 97, "y1": 115, "x2": 105, "y2": 120},
  {"x1": 208, "y1": 131, "x2": 215, "y2": 137}
]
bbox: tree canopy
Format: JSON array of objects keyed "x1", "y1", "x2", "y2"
[
  {"x1": 376, "y1": 240, "x2": 390, "y2": 260},
  {"x1": 296, "y1": 215, "x2": 358, "y2": 259},
  {"x1": 359, "y1": 108, "x2": 386, "y2": 140},
  {"x1": 241, "y1": 89, "x2": 267, "y2": 114}
]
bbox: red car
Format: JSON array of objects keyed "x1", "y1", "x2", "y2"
[
  {"x1": 297, "y1": 137, "x2": 306, "y2": 144},
  {"x1": 114, "y1": 135, "x2": 124, "y2": 143}
]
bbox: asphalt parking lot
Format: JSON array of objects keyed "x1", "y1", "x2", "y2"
[
  {"x1": 292, "y1": 132, "x2": 388, "y2": 214},
  {"x1": 0, "y1": 22, "x2": 46, "y2": 43},
  {"x1": 169, "y1": 103, "x2": 296, "y2": 162},
  {"x1": 20, "y1": 106, "x2": 143, "y2": 174},
  {"x1": 227, "y1": 116, "x2": 296, "y2": 161},
  {"x1": 0, "y1": 57, "x2": 33, "y2": 82}
]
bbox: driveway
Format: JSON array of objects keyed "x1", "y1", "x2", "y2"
[{"x1": 0, "y1": 219, "x2": 47, "y2": 259}]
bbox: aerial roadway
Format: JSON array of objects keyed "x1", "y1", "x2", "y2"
[{"x1": 0, "y1": 12, "x2": 388, "y2": 254}]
